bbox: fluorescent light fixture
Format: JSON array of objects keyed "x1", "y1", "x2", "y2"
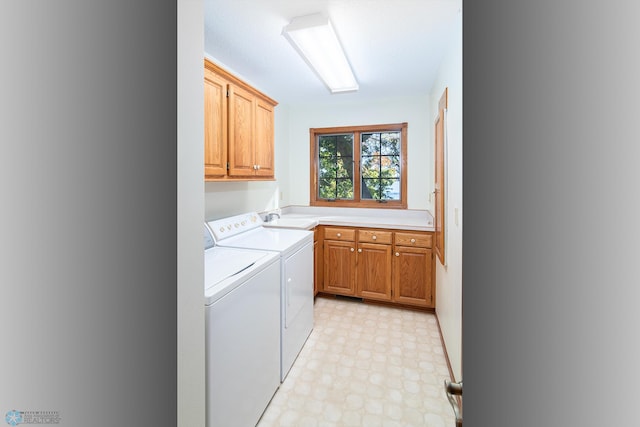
[{"x1": 282, "y1": 13, "x2": 358, "y2": 94}]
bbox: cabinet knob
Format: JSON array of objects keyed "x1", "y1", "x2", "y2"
[
  {"x1": 256, "y1": 164, "x2": 261, "y2": 170},
  {"x1": 410, "y1": 238, "x2": 416, "y2": 243},
  {"x1": 350, "y1": 247, "x2": 355, "y2": 252},
  {"x1": 358, "y1": 248, "x2": 362, "y2": 253},
  {"x1": 372, "y1": 235, "x2": 377, "y2": 240},
  {"x1": 337, "y1": 233, "x2": 342, "y2": 238},
  {"x1": 253, "y1": 164, "x2": 257, "y2": 170},
  {"x1": 395, "y1": 252, "x2": 400, "y2": 257}
]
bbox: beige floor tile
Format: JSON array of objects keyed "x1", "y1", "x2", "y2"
[{"x1": 258, "y1": 296, "x2": 457, "y2": 427}]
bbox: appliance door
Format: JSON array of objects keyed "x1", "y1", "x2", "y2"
[
  {"x1": 283, "y1": 241, "x2": 313, "y2": 328},
  {"x1": 206, "y1": 259, "x2": 280, "y2": 427},
  {"x1": 281, "y1": 240, "x2": 314, "y2": 381}
]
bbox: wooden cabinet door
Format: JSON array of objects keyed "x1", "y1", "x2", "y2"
[
  {"x1": 313, "y1": 239, "x2": 319, "y2": 296},
  {"x1": 357, "y1": 242, "x2": 392, "y2": 301},
  {"x1": 228, "y1": 84, "x2": 255, "y2": 177},
  {"x1": 323, "y1": 240, "x2": 356, "y2": 295},
  {"x1": 392, "y1": 246, "x2": 434, "y2": 307},
  {"x1": 204, "y1": 69, "x2": 227, "y2": 178},
  {"x1": 254, "y1": 98, "x2": 274, "y2": 177}
]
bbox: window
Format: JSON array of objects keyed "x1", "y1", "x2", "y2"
[{"x1": 310, "y1": 123, "x2": 407, "y2": 208}]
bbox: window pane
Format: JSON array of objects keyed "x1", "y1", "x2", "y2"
[
  {"x1": 318, "y1": 134, "x2": 354, "y2": 199},
  {"x1": 361, "y1": 178, "x2": 380, "y2": 199},
  {"x1": 380, "y1": 132, "x2": 400, "y2": 155},
  {"x1": 319, "y1": 156, "x2": 338, "y2": 179},
  {"x1": 380, "y1": 155, "x2": 400, "y2": 178},
  {"x1": 319, "y1": 178, "x2": 336, "y2": 199},
  {"x1": 383, "y1": 178, "x2": 400, "y2": 200},
  {"x1": 361, "y1": 133, "x2": 379, "y2": 156},
  {"x1": 362, "y1": 178, "x2": 400, "y2": 200},
  {"x1": 335, "y1": 134, "x2": 353, "y2": 157},
  {"x1": 318, "y1": 136, "x2": 336, "y2": 157},
  {"x1": 360, "y1": 131, "x2": 401, "y2": 201},
  {"x1": 361, "y1": 156, "x2": 380, "y2": 178},
  {"x1": 319, "y1": 177, "x2": 354, "y2": 199},
  {"x1": 336, "y1": 156, "x2": 353, "y2": 178},
  {"x1": 336, "y1": 178, "x2": 354, "y2": 199}
]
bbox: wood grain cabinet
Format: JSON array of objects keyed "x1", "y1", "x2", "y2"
[
  {"x1": 357, "y1": 230, "x2": 393, "y2": 301},
  {"x1": 392, "y1": 231, "x2": 435, "y2": 308},
  {"x1": 204, "y1": 67, "x2": 228, "y2": 178},
  {"x1": 313, "y1": 227, "x2": 321, "y2": 296},
  {"x1": 323, "y1": 228, "x2": 357, "y2": 295},
  {"x1": 204, "y1": 59, "x2": 277, "y2": 181},
  {"x1": 320, "y1": 226, "x2": 435, "y2": 309}
]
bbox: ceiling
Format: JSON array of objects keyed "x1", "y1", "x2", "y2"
[{"x1": 204, "y1": 0, "x2": 462, "y2": 106}]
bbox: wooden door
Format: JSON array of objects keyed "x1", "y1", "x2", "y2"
[
  {"x1": 392, "y1": 246, "x2": 434, "y2": 307},
  {"x1": 434, "y1": 88, "x2": 447, "y2": 264},
  {"x1": 323, "y1": 240, "x2": 356, "y2": 295},
  {"x1": 228, "y1": 84, "x2": 255, "y2": 176},
  {"x1": 357, "y1": 243, "x2": 392, "y2": 301},
  {"x1": 254, "y1": 98, "x2": 275, "y2": 177},
  {"x1": 204, "y1": 69, "x2": 227, "y2": 178}
]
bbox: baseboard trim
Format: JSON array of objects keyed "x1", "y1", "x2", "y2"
[{"x1": 435, "y1": 311, "x2": 462, "y2": 411}]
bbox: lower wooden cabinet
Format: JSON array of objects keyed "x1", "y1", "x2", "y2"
[
  {"x1": 320, "y1": 226, "x2": 435, "y2": 308},
  {"x1": 313, "y1": 228, "x2": 321, "y2": 296},
  {"x1": 357, "y1": 242, "x2": 393, "y2": 301},
  {"x1": 392, "y1": 246, "x2": 434, "y2": 307},
  {"x1": 323, "y1": 239, "x2": 356, "y2": 295}
]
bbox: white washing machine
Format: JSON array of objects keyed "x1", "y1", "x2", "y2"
[
  {"x1": 204, "y1": 225, "x2": 280, "y2": 427},
  {"x1": 207, "y1": 212, "x2": 314, "y2": 381}
]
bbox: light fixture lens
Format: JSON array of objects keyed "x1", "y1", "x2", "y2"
[{"x1": 283, "y1": 14, "x2": 358, "y2": 93}]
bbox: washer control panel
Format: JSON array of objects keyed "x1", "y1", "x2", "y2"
[{"x1": 207, "y1": 212, "x2": 263, "y2": 241}]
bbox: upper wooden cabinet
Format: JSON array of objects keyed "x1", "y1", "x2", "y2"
[
  {"x1": 204, "y1": 67, "x2": 227, "y2": 178},
  {"x1": 204, "y1": 59, "x2": 278, "y2": 181}
]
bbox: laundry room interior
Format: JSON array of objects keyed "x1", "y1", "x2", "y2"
[{"x1": 197, "y1": 1, "x2": 463, "y2": 426}]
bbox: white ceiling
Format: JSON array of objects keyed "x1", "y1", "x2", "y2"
[{"x1": 204, "y1": 0, "x2": 462, "y2": 106}]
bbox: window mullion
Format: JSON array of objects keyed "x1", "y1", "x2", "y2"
[
  {"x1": 378, "y1": 133, "x2": 383, "y2": 200},
  {"x1": 354, "y1": 131, "x2": 361, "y2": 203},
  {"x1": 333, "y1": 135, "x2": 339, "y2": 200}
]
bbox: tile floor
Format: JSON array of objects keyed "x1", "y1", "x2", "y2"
[{"x1": 257, "y1": 296, "x2": 456, "y2": 427}]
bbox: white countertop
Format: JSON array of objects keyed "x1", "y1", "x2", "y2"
[{"x1": 261, "y1": 206, "x2": 434, "y2": 232}]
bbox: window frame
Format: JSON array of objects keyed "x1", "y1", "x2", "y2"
[{"x1": 309, "y1": 123, "x2": 408, "y2": 209}]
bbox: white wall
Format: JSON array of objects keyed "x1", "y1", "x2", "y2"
[
  {"x1": 431, "y1": 10, "x2": 463, "y2": 382},
  {"x1": 178, "y1": 0, "x2": 205, "y2": 426},
  {"x1": 286, "y1": 97, "x2": 432, "y2": 209}
]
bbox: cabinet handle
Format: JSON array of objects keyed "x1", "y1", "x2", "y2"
[
  {"x1": 256, "y1": 164, "x2": 261, "y2": 170},
  {"x1": 410, "y1": 238, "x2": 416, "y2": 243},
  {"x1": 395, "y1": 252, "x2": 400, "y2": 257},
  {"x1": 350, "y1": 247, "x2": 355, "y2": 252},
  {"x1": 337, "y1": 233, "x2": 342, "y2": 238},
  {"x1": 372, "y1": 235, "x2": 377, "y2": 240},
  {"x1": 252, "y1": 164, "x2": 257, "y2": 170},
  {"x1": 358, "y1": 248, "x2": 362, "y2": 253}
]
